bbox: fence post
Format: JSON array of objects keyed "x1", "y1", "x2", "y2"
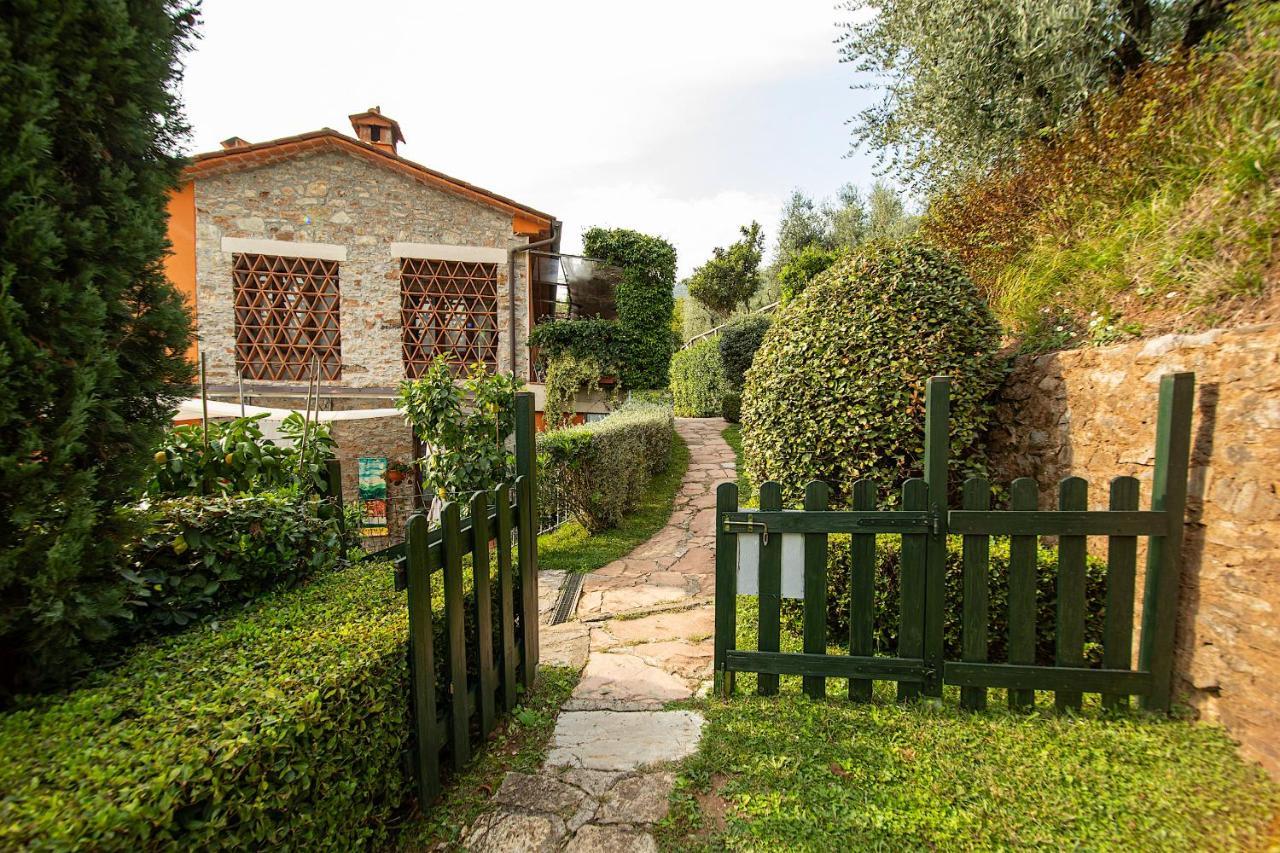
[
  {"x1": 514, "y1": 392, "x2": 539, "y2": 686},
  {"x1": 404, "y1": 514, "x2": 440, "y2": 804},
  {"x1": 713, "y1": 482, "x2": 738, "y2": 698},
  {"x1": 1138, "y1": 372, "x2": 1195, "y2": 713},
  {"x1": 922, "y1": 376, "x2": 950, "y2": 699},
  {"x1": 325, "y1": 458, "x2": 346, "y2": 558}
]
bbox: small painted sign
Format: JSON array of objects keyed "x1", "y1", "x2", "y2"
[
  {"x1": 358, "y1": 456, "x2": 388, "y2": 537},
  {"x1": 736, "y1": 529, "x2": 805, "y2": 599}
]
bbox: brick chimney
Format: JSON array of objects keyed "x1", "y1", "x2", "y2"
[
  {"x1": 349, "y1": 106, "x2": 404, "y2": 155},
  {"x1": 220, "y1": 136, "x2": 251, "y2": 149}
]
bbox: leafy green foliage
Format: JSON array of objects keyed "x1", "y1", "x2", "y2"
[
  {"x1": 119, "y1": 489, "x2": 351, "y2": 635},
  {"x1": 538, "y1": 436, "x2": 689, "y2": 574},
  {"x1": 717, "y1": 314, "x2": 772, "y2": 389},
  {"x1": 0, "y1": 0, "x2": 199, "y2": 697},
  {"x1": 538, "y1": 401, "x2": 674, "y2": 532},
  {"x1": 742, "y1": 240, "x2": 1003, "y2": 506},
  {"x1": 147, "y1": 413, "x2": 336, "y2": 496},
  {"x1": 721, "y1": 391, "x2": 742, "y2": 424},
  {"x1": 838, "y1": 0, "x2": 1207, "y2": 188},
  {"x1": 582, "y1": 227, "x2": 678, "y2": 389},
  {"x1": 526, "y1": 318, "x2": 618, "y2": 370},
  {"x1": 777, "y1": 244, "x2": 839, "y2": 304},
  {"x1": 543, "y1": 352, "x2": 608, "y2": 428},
  {"x1": 669, "y1": 338, "x2": 729, "y2": 418},
  {"x1": 687, "y1": 222, "x2": 765, "y2": 321},
  {"x1": 720, "y1": 424, "x2": 754, "y2": 507},
  {"x1": 396, "y1": 358, "x2": 521, "y2": 501}
]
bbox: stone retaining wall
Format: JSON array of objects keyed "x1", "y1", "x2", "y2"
[{"x1": 986, "y1": 323, "x2": 1280, "y2": 776}]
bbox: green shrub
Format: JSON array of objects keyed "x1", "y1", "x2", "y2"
[
  {"x1": 777, "y1": 243, "x2": 839, "y2": 304},
  {"x1": 742, "y1": 240, "x2": 1003, "y2": 506},
  {"x1": 784, "y1": 536, "x2": 1106, "y2": 666},
  {"x1": 119, "y1": 489, "x2": 351, "y2": 634},
  {"x1": 722, "y1": 391, "x2": 742, "y2": 424},
  {"x1": 669, "y1": 338, "x2": 728, "y2": 418},
  {"x1": 539, "y1": 402, "x2": 674, "y2": 532},
  {"x1": 717, "y1": 314, "x2": 772, "y2": 390},
  {"x1": 0, "y1": 565, "x2": 414, "y2": 850},
  {"x1": 582, "y1": 228, "x2": 677, "y2": 389}
]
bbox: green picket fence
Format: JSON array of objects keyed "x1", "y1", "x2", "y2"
[
  {"x1": 714, "y1": 373, "x2": 1194, "y2": 713},
  {"x1": 395, "y1": 392, "x2": 541, "y2": 807}
]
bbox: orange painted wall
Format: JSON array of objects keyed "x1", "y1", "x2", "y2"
[{"x1": 164, "y1": 181, "x2": 199, "y2": 364}]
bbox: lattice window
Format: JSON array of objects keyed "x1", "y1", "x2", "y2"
[
  {"x1": 232, "y1": 253, "x2": 342, "y2": 381},
  {"x1": 401, "y1": 258, "x2": 499, "y2": 376}
]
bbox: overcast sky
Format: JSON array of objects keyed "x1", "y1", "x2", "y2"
[{"x1": 180, "y1": 0, "x2": 883, "y2": 278}]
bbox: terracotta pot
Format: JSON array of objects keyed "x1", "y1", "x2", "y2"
[{"x1": 386, "y1": 470, "x2": 406, "y2": 484}]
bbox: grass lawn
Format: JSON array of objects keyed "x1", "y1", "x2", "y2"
[
  {"x1": 657, "y1": 598, "x2": 1280, "y2": 851},
  {"x1": 395, "y1": 666, "x2": 579, "y2": 849},
  {"x1": 720, "y1": 423, "x2": 755, "y2": 507},
  {"x1": 537, "y1": 434, "x2": 690, "y2": 573}
]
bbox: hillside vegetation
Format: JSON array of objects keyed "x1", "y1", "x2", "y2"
[{"x1": 923, "y1": 3, "x2": 1279, "y2": 351}]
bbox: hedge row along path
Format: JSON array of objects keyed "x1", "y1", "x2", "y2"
[{"x1": 463, "y1": 418, "x2": 734, "y2": 851}]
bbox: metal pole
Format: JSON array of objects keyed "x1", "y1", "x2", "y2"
[
  {"x1": 237, "y1": 369, "x2": 245, "y2": 418},
  {"x1": 200, "y1": 352, "x2": 209, "y2": 449}
]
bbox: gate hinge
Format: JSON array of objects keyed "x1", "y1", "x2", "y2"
[{"x1": 928, "y1": 510, "x2": 945, "y2": 536}]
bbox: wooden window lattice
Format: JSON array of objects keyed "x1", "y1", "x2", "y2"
[
  {"x1": 401, "y1": 258, "x2": 499, "y2": 376},
  {"x1": 233, "y1": 253, "x2": 342, "y2": 381}
]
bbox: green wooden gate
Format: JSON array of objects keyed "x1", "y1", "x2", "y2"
[
  {"x1": 714, "y1": 373, "x2": 1194, "y2": 713},
  {"x1": 396, "y1": 391, "x2": 540, "y2": 807}
]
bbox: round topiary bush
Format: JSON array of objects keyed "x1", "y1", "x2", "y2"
[
  {"x1": 741, "y1": 240, "x2": 1003, "y2": 506},
  {"x1": 717, "y1": 313, "x2": 771, "y2": 390},
  {"x1": 669, "y1": 337, "x2": 728, "y2": 417}
]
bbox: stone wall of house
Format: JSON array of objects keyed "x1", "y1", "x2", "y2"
[
  {"x1": 328, "y1": 415, "x2": 415, "y2": 504},
  {"x1": 986, "y1": 322, "x2": 1280, "y2": 777},
  {"x1": 193, "y1": 148, "x2": 531, "y2": 386}
]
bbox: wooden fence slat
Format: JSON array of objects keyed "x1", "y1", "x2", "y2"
[
  {"x1": 922, "y1": 377, "x2": 950, "y2": 699},
  {"x1": 440, "y1": 502, "x2": 471, "y2": 768},
  {"x1": 1102, "y1": 476, "x2": 1140, "y2": 710},
  {"x1": 728, "y1": 650, "x2": 927, "y2": 681},
  {"x1": 802, "y1": 480, "x2": 830, "y2": 699},
  {"x1": 961, "y1": 477, "x2": 990, "y2": 711},
  {"x1": 757, "y1": 481, "x2": 783, "y2": 696},
  {"x1": 713, "y1": 482, "x2": 739, "y2": 697},
  {"x1": 945, "y1": 661, "x2": 1151, "y2": 694},
  {"x1": 470, "y1": 490, "x2": 496, "y2": 738},
  {"x1": 495, "y1": 484, "x2": 518, "y2": 713},
  {"x1": 948, "y1": 511, "x2": 1166, "y2": 536},
  {"x1": 1007, "y1": 477, "x2": 1039, "y2": 711},
  {"x1": 405, "y1": 514, "x2": 440, "y2": 803},
  {"x1": 848, "y1": 479, "x2": 876, "y2": 702},
  {"x1": 898, "y1": 478, "x2": 927, "y2": 702},
  {"x1": 1055, "y1": 477, "x2": 1088, "y2": 712},
  {"x1": 1138, "y1": 372, "x2": 1195, "y2": 713},
  {"x1": 514, "y1": 393, "x2": 539, "y2": 686}
]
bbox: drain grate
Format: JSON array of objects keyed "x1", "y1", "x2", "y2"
[{"x1": 550, "y1": 572, "x2": 584, "y2": 625}]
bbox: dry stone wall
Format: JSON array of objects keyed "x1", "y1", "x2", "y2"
[{"x1": 986, "y1": 323, "x2": 1280, "y2": 777}]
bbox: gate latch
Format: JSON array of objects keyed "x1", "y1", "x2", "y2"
[{"x1": 723, "y1": 516, "x2": 769, "y2": 545}]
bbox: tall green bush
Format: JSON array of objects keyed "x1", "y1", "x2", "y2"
[
  {"x1": 0, "y1": 1, "x2": 199, "y2": 697},
  {"x1": 669, "y1": 338, "x2": 729, "y2": 418},
  {"x1": 582, "y1": 228, "x2": 677, "y2": 389},
  {"x1": 717, "y1": 314, "x2": 772, "y2": 390},
  {"x1": 742, "y1": 240, "x2": 1003, "y2": 506}
]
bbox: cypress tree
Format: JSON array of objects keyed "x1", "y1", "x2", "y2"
[{"x1": 0, "y1": 1, "x2": 198, "y2": 696}]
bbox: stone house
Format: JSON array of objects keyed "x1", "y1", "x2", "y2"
[{"x1": 164, "y1": 107, "x2": 613, "y2": 495}]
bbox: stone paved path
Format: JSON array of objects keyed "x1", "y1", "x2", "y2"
[{"x1": 462, "y1": 418, "x2": 735, "y2": 852}]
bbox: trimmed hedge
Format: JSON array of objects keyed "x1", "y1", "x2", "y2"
[
  {"x1": 0, "y1": 564, "x2": 414, "y2": 850},
  {"x1": 119, "y1": 488, "x2": 352, "y2": 635},
  {"x1": 539, "y1": 402, "x2": 674, "y2": 532},
  {"x1": 783, "y1": 535, "x2": 1107, "y2": 666},
  {"x1": 722, "y1": 390, "x2": 742, "y2": 424},
  {"x1": 669, "y1": 338, "x2": 728, "y2": 418},
  {"x1": 717, "y1": 314, "x2": 771, "y2": 390}
]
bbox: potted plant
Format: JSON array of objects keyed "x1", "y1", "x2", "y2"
[{"x1": 385, "y1": 460, "x2": 415, "y2": 484}]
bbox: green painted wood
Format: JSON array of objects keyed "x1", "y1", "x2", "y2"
[
  {"x1": 470, "y1": 490, "x2": 496, "y2": 738},
  {"x1": 944, "y1": 661, "x2": 1151, "y2": 694},
  {"x1": 947, "y1": 510, "x2": 1165, "y2": 537},
  {"x1": 1055, "y1": 477, "x2": 1089, "y2": 712},
  {"x1": 404, "y1": 513, "x2": 440, "y2": 803},
  {"x1": 802, "y1": 480, "x2": 830, "y2": 699},
  {"x1": 514, "y1": 393, "x2": 539, "y2": 685},
  {"x1": 495, "y1": 483, "x2": 518, "y2": 713},
  {"x1": 727, "y1": 650, "x2": 927, "y2": 681},
  {"x1": 1139, "y1": 372, "x2": 1195, "y2": 712},
  {"x1": 440, "y1": 502, "x2": 471, "y2": 769},
  {"x1": 757, "y1": 481, "x2": 783, "y2": 696},
  {"x1": 961, "y1": 477, "x2": 991, "y2": 711},
  {"x1": 922, "y1": 377, "x2": 950, "y2": 699},
  {"x1": 898, "y1": 478, "x2": 928, "y2": 702},
  {"x1": 722, "y1": 511, "x2": 929, "y2": 534},
  {"x1": 1103, "y1": 476, "x2": 1140, "y2": 711},
  {"x1": 1006, "y1": 477, "x2": 1039, "y2": 711},
  {"x1": 714, "y1": 482, "x2": 739, "y2": 697},
  {"x1": 849, "y1": 479, "x2": 877, "y2": 702}
]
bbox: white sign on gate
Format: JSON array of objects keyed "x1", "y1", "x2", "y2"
[{"x1": 736, "y1": 531, "x2": 805, "y2": 599}]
